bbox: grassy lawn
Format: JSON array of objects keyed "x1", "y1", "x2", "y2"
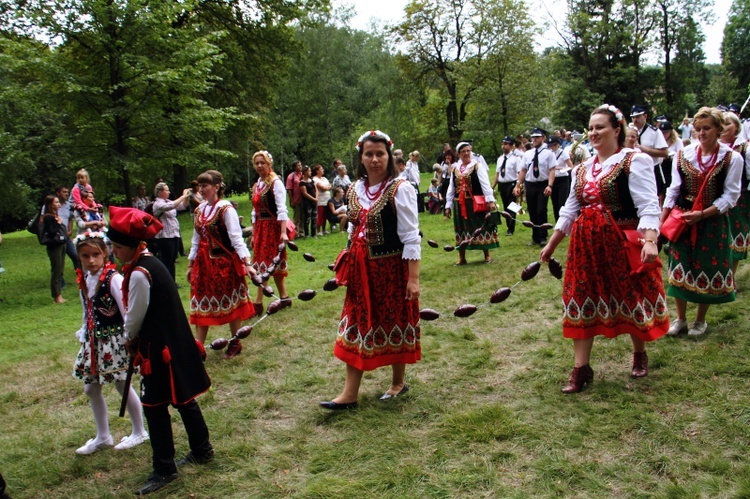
[{"x1": 1, "y1": 182, "x2": 750, "y2": 498}]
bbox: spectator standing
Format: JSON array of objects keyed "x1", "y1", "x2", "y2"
[{"x1": 285, "y1": 161, "x2": 304, "y2": 233}]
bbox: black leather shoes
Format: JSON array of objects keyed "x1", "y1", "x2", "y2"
[
  {"x1": 319, "y1": 400, "x2": 358, "y2": 410},
  {"x1": 176, "y1": 449, "x2": 214, "y2": 467},
  {"x1": 134, "y1": 472, "x2": 178, "y2": 495},
  {"x1": 379, "y1": 384, "x2": 409, "y2": 400}
]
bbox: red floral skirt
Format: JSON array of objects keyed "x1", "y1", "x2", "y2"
[
  {"x1": 562, "y1": 208, "x2": 669, "y2": 340},
  {"x1": 189, "y1": 239, "x2": 254, "y2": 326},
  {"x1": 251, "y1": 218, "x2": 288, "y2": 277},
  {"x1": 334, "y1": 240, "x2": 421, "y2": 371}
]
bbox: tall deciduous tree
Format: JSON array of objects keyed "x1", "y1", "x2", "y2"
[
  {"x1": 395, "y1": 0, "x2": 501, "y2": 142},
  {"x1": 722, "y1": 0, "x2": 750, "y2": 95}
]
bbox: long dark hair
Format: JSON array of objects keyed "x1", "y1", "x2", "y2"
[
  {"x1": 44, "y1": 195, "x2": 59, "y2": 215},
  {"x1": 355, "y1": 135, "x2": 398, "y2": 180},
  {"x1": 590, "y1": 107, "x2": 626, "y2": 147}
]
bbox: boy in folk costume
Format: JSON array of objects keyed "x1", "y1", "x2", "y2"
[{"x1": 108, "y1": 206, "x2": 213, "y2": 495}]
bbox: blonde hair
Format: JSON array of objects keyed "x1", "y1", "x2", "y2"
[
  {"x1": 723, "y1": 111, "x2": 742, "y2": 138},
  {"x1": 76, "y1": 168, "x2": 90, "y2": 184},
  {"x1": 693, "y1": 107, "x2": 725, "y2": 135}
]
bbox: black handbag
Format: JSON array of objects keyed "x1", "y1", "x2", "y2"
[{"x1": 40, "y1": 217, "x2": 67, "y2": 246}]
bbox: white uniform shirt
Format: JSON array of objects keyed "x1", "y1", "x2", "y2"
[
  {"x1": 552, "y1": 148, "x2": 572, "y2": 177},
  {"x1": 637, "y1": 124, "x2": 668, "y2": 166},
  {"x1": 521, "y1": 144, "x2": 556, "y2": 182},
  {"x1": 495, "y1": 153, "x2": 520, "y2": 183}
]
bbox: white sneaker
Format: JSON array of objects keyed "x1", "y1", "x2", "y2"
[
  {"x1": 114, "y1": 433, "x2": 150, "y2": 450},
  {"x1": 688, "y1": 321, "x2": 708, "y2": 336},
  {"x1": 666, "y1": 318, "x2": 688, "y2": 336},
  {"x1": 75, "y1": 436, "x2": 114, "y2": 455}
]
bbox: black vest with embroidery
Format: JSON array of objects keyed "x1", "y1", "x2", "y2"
[
  {"x1": 194, "y1": 204, "x2": 234, "y2": 257},
  {"x1": 85, "y1": 269, "x2": 125, "y2": 338},
  {"x1": 574, "y1": 152, "x2": 638, "y2": 224},
  {"x1": 348, "y1": 179, "x2": 405, "y2": 259},
  {"x1": 254, "y1": 177, "x2": 280, "y2": 220},
  {"x1": 452, "y1": 164, "x2": 483, "y2": 196},
  {"x1": 674, "y1": 149, "x2": 731, "y2": 210},
  {"x1": 736, "y1": 142, "x2": 748, "y2": 190}
]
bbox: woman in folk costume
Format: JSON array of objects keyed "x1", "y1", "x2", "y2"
[
  {"x1": 663, "y1": 107, "x2": 743, "y2": 337},
  {"x1": 444, "y1": 142, "x2": 498, "y2": 265},
  {"x1": 72, "y1": 231, "x2": 148, "y2": 455},
  {"x1": 108, "y1": 207, "x2": 213, "y2": 495},
  {"x1": 320, "y1": 130, "x2": 421, "y2": 410},
  {"x1": 187, "y1": 170, "x2": 255, "y2": 359},
  {"x1": 720, "y1": 111, "x2": 750, "y2": 291},
  {"x1": 540, "y1": 105, "x2": 669, "y2": 393},
  {"x1": 248, "y1": 151, "x2": 291, "y2": 313}
]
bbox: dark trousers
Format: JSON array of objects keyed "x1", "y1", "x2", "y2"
[
  {"x1": 46, "y1": 243, "x2": 65, "y2": 297},
  {"x1": 156, "y1": 237, "x2": 180, "y2": 281},
  {"x1": 143, "y1": 400, "x2": 212, "y2": 476},
  {"x1": 497, "y1": 182, "x2": 517, "y2": 233},
  {"x1": 525, "y1": 181, "x2": 549, "y2": 243},
  {"x1": 303, "y1": 205, "x2": 316, "y2": 236},
  {"x1": 551, "y1": 176, "x2": 571, "y2": 221},
  {"x1": 65, "y1": 237, "x2": 80, "y2": 270}
]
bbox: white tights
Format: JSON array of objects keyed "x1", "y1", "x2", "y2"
[{"x1": 83, "y1": 380, "x2": 146, "y2": 441}]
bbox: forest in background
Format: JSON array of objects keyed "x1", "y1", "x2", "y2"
[{"x1": 1, "y1": 0, "x2": 749, "y2": 231}]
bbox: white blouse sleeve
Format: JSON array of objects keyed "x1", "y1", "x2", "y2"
[
  {"x1": 627, "y1": 153, "x2": 661, "y2": 232},
  {"x1": 554, "y1": 166, "x2": 583, "y2": 236},
  {"x1": 109, "y1": 273, "x2": 126, "y2": 317},
  {"x1": 124, "y1": 270, "x2": 150, "y2": 341},
  {"x1": 445, "y1": 174, "x2": 456, "y2": 210},
  {"x1": 744, "y1": 148, "x2": 750, "y2": 189},
  {"x1": 187, "y1": 203, "x2": 204, "y2": 261},
  {"x1": 272, "y1": 179, "x2": 289, "y2": 221},
  {"x1": 664, "y1": 154, "x2": 681, "y2": 209},
  {"x1": 476, "y1": 164, "x2": 496, "y2": 202},
  {"x1": 223, "y1": 204, "x2": 251, "y2": 260},
  {"x1": 713, "y1": 152, "x2": 743, "y2": 213},
  {"x1": 394, "y1": 182, "x2": 421, "y2": 260}
]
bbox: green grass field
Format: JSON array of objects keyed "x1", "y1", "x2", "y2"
[{"x1": 1, "y1": 184, "x2": 749, "y2": 498}]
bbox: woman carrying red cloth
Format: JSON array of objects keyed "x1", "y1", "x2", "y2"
[
  {"x1": 248, "y1": 150, "x2": 290, "y2": 312},
  {"x1": 320, "y1": 130, "x2": 421, "y2": 410},
  {"x1": 444, "y1": 142, "x2": 498, "y2": 264},
  {"x1": 541, "y1": 105, "x2": 669, "y2": 393},
  {"x1": 187, "y1": 170, "x2": 255, "y2": 359},
  {"x1": 662, "y1": 107, "x2": 743, "y2": 337}
]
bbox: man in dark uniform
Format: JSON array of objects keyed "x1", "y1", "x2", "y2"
[
  {"x1": 515, "y1": 128, "x2": 556, "y2": 245},
  {"x1": 108, "y1": 206, "x2": 213, "y2": 495},
  {"x1": 492, "y1": 136, "x2": 521, "y2": 235}
]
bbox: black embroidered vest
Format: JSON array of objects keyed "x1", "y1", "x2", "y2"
[
  {"x1": 674, "y1": 149, "x2": 731, "y2": 210},
  {"x1": 86, "y1": 269, "x2": 125, "y2": 338},
  {"x1": 574, "y1": 152, "x2": 638, "y2": 225},
  {"x1": 348, "y1": 179, "x2": 405, "y2": 259}
]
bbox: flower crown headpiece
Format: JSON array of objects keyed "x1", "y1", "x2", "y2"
[
  {"x1": 73, "y1": 229, "x2": 109, "y2": 245},
  {"x1": 356, "y1": 130, "x2": 394, "y2": 152},
  {"x1": 599, "y1": 104, "x2": 625, "y2": 125}
]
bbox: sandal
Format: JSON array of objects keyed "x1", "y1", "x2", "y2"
[
  {"x1": 484, "y1": 257, "x2": 493, "y2": 264},
  {"x1": 454, "y1": 260, "x2": 467, "y2": 266}
]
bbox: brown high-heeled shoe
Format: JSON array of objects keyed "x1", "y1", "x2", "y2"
[
  {"x1": 562, "y1": 364, "x2": 594, "y2": 394},
  {"x1": 631, "y1": 351, "x2": 648, "y2": 378},
  {"x1": 253, "y1": 302, "x2": 263, "y2": 315}
]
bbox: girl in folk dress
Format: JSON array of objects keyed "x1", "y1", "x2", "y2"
[
  {"x1": 541, "y1": 105, "x2": 669, "y2": 393},
  {"x1": 72, "y1": 231, "x2": 148, "y2": 454},
  {"x1": 248, "y1": 151, "x2": 291, "y2": 312},
  {"x1": 444, "y1": 142, "x2": 499, "y2": 264},
  {"x1": 187, "y1": 170, "x2": 256, "y2": 359},
  {"x1": 320, "y1": 130, "x2": 421, "y2": 410},
  {"x1": 721, "y1": 112, "x2": 750, "y2": 291},
  {"x1": 663, "y1": 107, "x2": 743, "y2": 337}
]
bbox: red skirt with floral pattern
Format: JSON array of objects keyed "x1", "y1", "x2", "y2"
[
  {"x1": 562, "y1": 208, "x2": 669, "y2": 340},
  {"x1": 251, "y1": 218, "x2": 287, "y2": 277},
  {"x1": 189, "y1": 238, "x2": 254, "y2": 326},
  {"x1": 334, "y1": 241, "x2": 421, "y2": 371}
]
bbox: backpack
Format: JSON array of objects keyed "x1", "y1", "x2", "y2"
[{"x1": 27, "y1": 211, "x2": 44, "y2": 243}]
